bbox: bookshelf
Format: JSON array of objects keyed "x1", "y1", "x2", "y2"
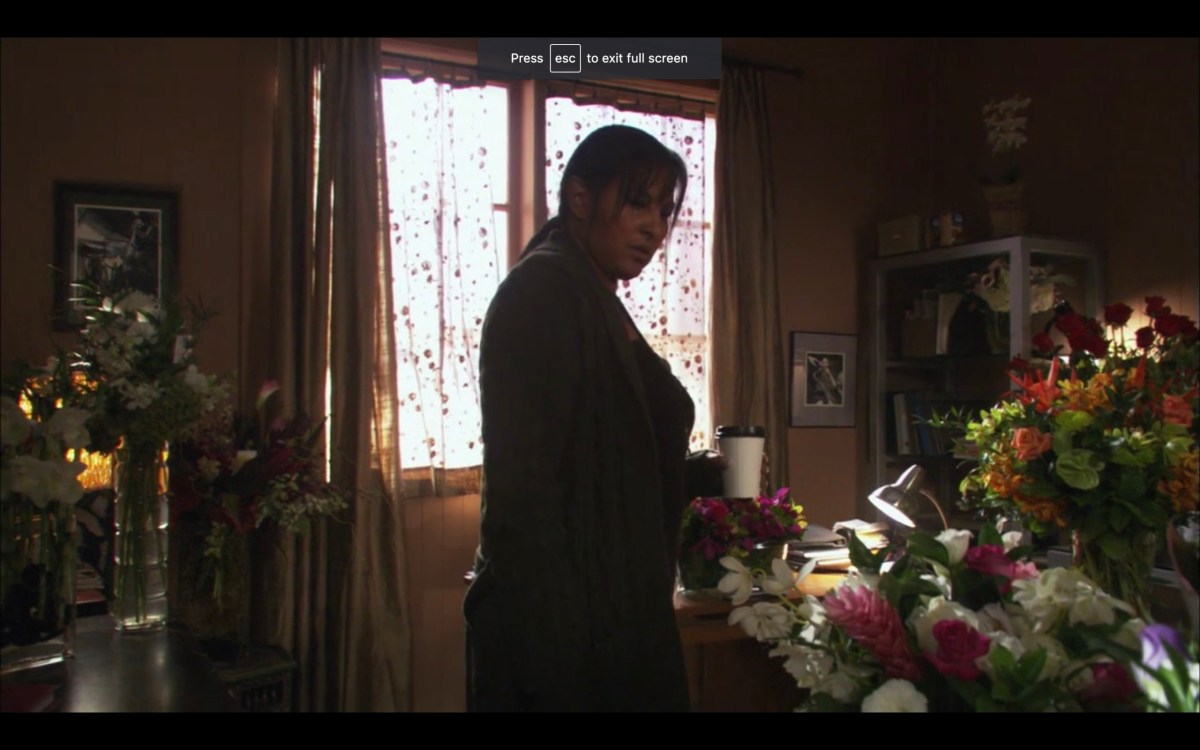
[{"x1": 866, "y1": 236, "x2": 1101, "y2": 527}]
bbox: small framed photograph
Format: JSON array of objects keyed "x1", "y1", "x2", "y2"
[
  {"x1": 790, "y1": 331, "x2": 857, "y2": 427},
  {"x1": 53, "y1": 182, "x2": 179, "y2": 330}
]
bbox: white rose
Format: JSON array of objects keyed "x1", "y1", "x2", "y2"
[
  {"x1": 1001, "y1": 530, "x2": 1024, "y2": 551},
  {"x1": 861, "y1": 679, "x2": 928, "y2": 713},
  {"x1": 935, "y1": 528, "x2": 973, "y2": 565}
]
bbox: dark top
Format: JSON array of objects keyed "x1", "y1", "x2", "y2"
[
  {"x1": 633, "y1": 335, "x2": 695, "y2": 583},
  {"x1": 464, "y1": 226, "x2": 697, "y2": 712}
]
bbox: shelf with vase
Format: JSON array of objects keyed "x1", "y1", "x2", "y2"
[{"x1": 867, "y1": 235, "x2": 1101, "y2": 528}]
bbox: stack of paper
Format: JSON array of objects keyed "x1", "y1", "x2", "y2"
[{"x1": 789, "y1": 520, "x2": 890, "y2": 571}]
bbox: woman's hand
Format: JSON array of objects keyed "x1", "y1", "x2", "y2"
[{"x1": 685, "y1": 450, "x2": 728, "y2": 499}]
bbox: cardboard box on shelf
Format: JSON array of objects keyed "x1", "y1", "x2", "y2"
[{"x1": 877, "y1": 215, "x2": 924, "y2": 257}]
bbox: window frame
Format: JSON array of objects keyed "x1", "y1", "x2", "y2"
[{"x1": 381, "y1": 40, "x2": 719, "y2": 479}]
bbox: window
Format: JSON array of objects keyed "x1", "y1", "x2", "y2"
[
  {"x1": 382, "y1": 73, "x2": 715, "y2": 474},
  {"x1": 544, "y1": 98, "x2": 715, "y2": 451}
]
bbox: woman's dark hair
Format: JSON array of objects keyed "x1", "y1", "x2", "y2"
[{"x1": 522, "y1": 125, "x2": 688, "y2": 256}]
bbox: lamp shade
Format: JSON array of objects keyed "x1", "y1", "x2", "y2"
[{"x1": 868, "y1": 465, "x2": 947, "y2": 530}]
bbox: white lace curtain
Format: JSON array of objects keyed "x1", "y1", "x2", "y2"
[
  {"x1": 545, "y1": 98, "x2": 714, "y2": 450},
  {"x1": 382, "y1": 78, "x2": 506, "y2": 472}
]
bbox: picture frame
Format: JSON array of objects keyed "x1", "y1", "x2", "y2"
[
  {"x1": 53, "y1": 182, "x2": 179, "y2": 330},
  {"x1": 790, "y1": 331, "x2": 857, "y2": 428}
]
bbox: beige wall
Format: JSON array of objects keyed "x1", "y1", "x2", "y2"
[
  {"x1": 733, "y1": 38, "x2": 935, "y2": 526},
  {"x1": 0, "y1": 37, "x2": 276, "y2": 397}
]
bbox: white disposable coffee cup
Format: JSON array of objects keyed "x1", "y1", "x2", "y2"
[{"x1": 716, "y1": 425, "x2": 766, "y2": 498}]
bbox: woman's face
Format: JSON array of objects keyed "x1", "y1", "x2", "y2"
[{"x1": 582, "y1": 173, "x2": 676, "y2": 289}]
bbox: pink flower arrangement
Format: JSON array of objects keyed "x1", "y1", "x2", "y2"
[{"x1": 680, "y1": 487, "x2": 806, "y2": 563}]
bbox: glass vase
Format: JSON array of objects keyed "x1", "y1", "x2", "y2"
[
  {"x1": 112, "y1": 440, "x2": 169, "y2": 632},
  {"x1": 1072, "y1": 527, "x2": 1155, "y2": 622},
  {"x1": 177, "y1": 520, "x2": 250, "y2": 663},
  {"x1": 1, "y1": 500, "x2": 77, "y2": 674}
]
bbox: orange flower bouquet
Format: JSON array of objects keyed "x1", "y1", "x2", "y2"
[{"x1": 938, "y1": 296, "x2": 1199, "y2": 618}]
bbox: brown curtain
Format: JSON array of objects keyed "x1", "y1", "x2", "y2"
[
  {"x1": 710, "y1": 64, "x2": 790, "y2": 492},
  {"x1": 256, "y1": 37, "x2": 411, "y2": 712}
]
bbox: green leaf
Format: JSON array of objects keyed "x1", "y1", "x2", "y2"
[
  {"x1": 1114, "y1": 471, "x2": 1149, "y2": 503},
  {"x1": 1015, "y1": 649, "x2": 1048, "y2": 685},
  {"x1": 989, "y1": 642, "x2": 1018, "y2": 678},
  {"x1": 1108, "y1": 503, "x2": 1132, "y2": 533},
  {"x1": 1055, "y1": 449, "x2": 1105, "y2": 490},
  {"x1": 1052, "y1": 429, "x2": 1075, "y2": 458},
  {"x1": 978, "y1": 521, "x2": 1003, "y2": 547},
  {"x1": 1083, "y1": 510, "x2": 1108, "y2": 538},
  {"x1": 906, "y1": 532, "x2": 950, "y2": 567},
  {"x1": 1055, "y1": 410, "x2": 1095, "y2": 434},
  {"x1": 848, "y1": 531, "x2": 886, "y2": 574},
  {"x1": 1097, "y1": 533, "x2": 1131, "y2": 561}
]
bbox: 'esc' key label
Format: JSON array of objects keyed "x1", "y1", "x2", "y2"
[{"x1": 549, "y1": 44, "x2": 581, "y2": 74}]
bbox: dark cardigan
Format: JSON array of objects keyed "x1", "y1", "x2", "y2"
[{"x1": 464, "y1": 227, "x2": 696, "y2": 712}]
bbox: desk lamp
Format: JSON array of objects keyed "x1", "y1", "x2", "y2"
[{"x1": 868, "y1": 464, "x2": 949, "y2": 531}]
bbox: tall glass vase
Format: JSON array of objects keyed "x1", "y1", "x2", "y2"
[
  {"x1": 0, "y1": 501, "x2": 77, "y2": 674},
  {"x1": 1072, "y1": 528, "x2": 1155, "y2": 622},
  {"x1": 112, "y1": 440, "x2": 169, "y2": 632}
]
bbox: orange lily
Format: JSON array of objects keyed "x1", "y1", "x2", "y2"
[{"x1": 1009, "y1": 356, "x2": 1062, "y2": 413}]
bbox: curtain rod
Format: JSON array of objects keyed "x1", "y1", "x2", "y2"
[
  {"x1": 382, "y1": 51, "x2": 718, "y2": 107},
  {"x1": 722, "y1": 55, "x2": 805, "y2": 80}
]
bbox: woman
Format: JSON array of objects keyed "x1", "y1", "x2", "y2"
[{"x1": 464, "y1": 125, "x2": 722, "y2": 712}]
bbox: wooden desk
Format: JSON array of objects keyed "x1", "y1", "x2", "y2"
[{"x1": 673, "y1": 572, "x2": 845, "y2": 712}]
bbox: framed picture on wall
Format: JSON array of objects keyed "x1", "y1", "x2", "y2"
[
  {"x1": 53, "y1": 182, "x2": 179, "y2": 330},
  {"x1": 789, "y1": 331, "x2": 857, "y2": 428}
]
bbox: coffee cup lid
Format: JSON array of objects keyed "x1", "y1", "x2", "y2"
[{"x1": 715, "y1": 425, "x2": 766, "y2": 438}]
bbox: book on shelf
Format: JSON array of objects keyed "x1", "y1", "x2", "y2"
[{"x1": 891, "y1": 392, "x2": 916, "y2": 455}]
